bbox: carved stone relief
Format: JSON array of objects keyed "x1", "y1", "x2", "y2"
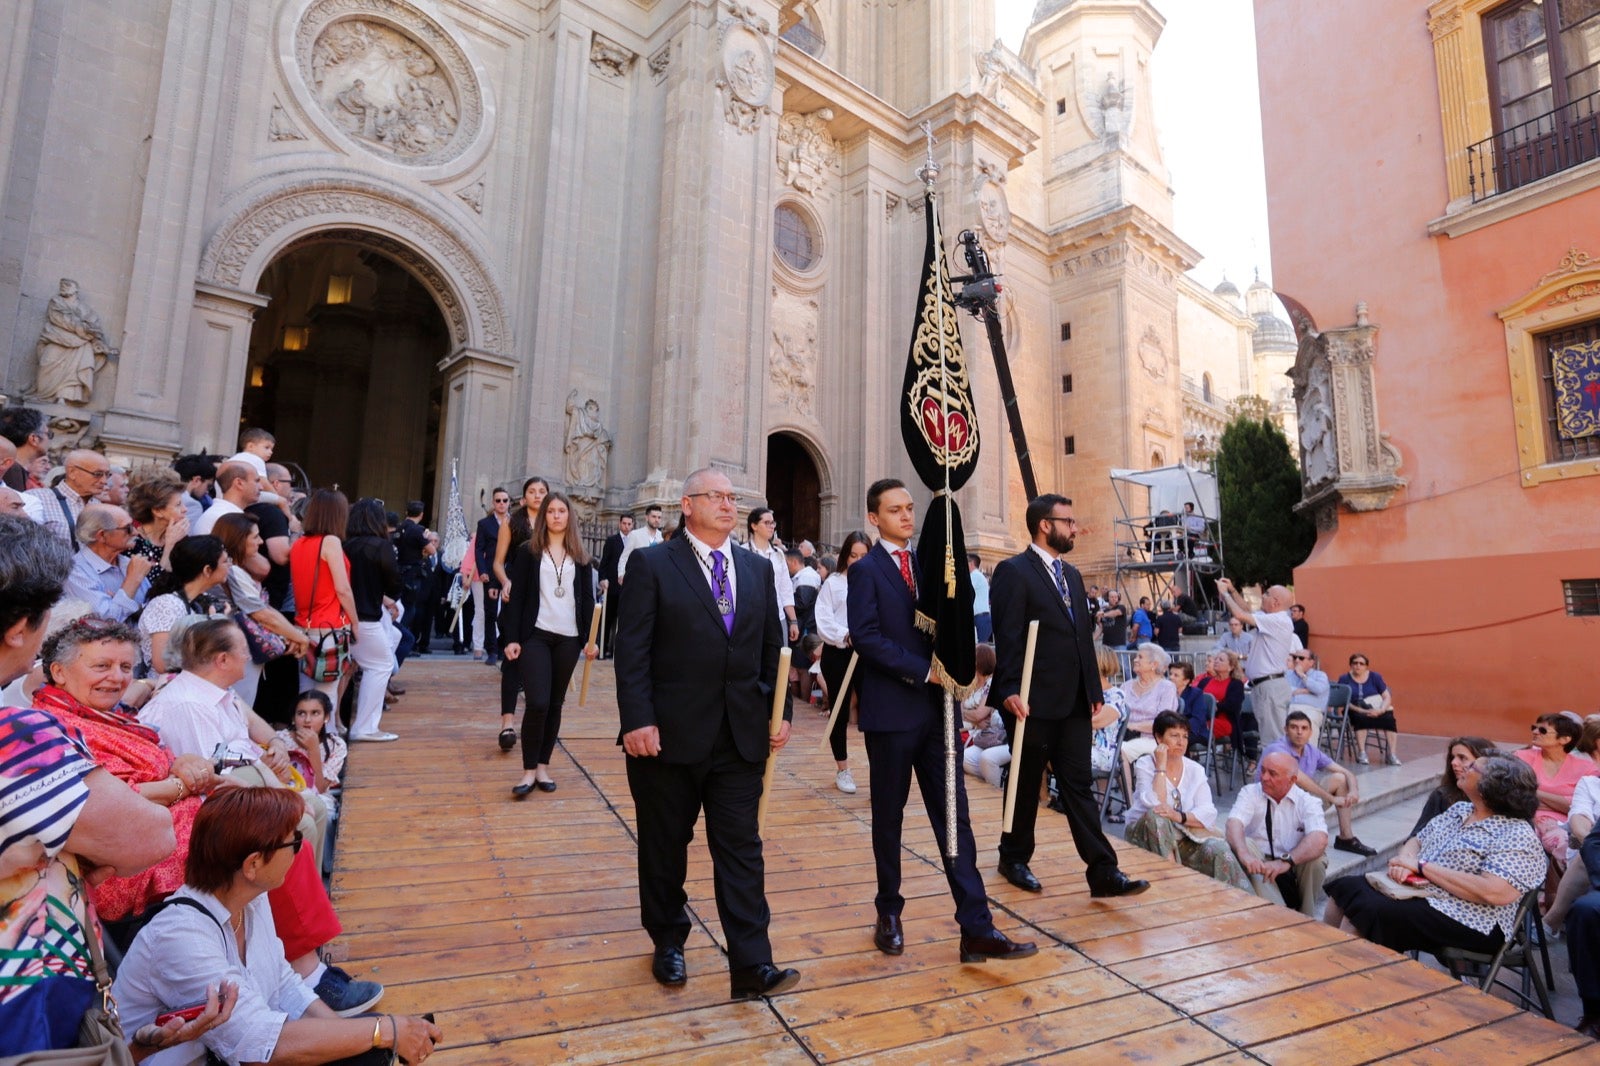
[
  {"x1": 1137, "y1": 324, "x2": 1167, "y2": 380},
  {"x1": 295, "y1": 0, "x2": 483, "y2": 167},
  {"x1": 456, "y1": 179, "x2": 484, "y2": 213},
  {"x1": 1284, "y1": 298, "x2": 1407, "y2": 515},
  {"x1": 648, "y1": 43, "x2": 672, "y2": 82},
  {"x1": 777, "y1": 108, "x2": 838, "y2": 194},
  {"x1": 975, "y1": 179, "x2": 1010, "y2": 246},
  {"x1": 269, "y1": 97, "x2": 308, "y2": 141},
  {"x1": 770, "y1": 288, "x2": 819, "y2": 416},
  {"x1": 975, "y1": 38, "x2": 1006, "y2": 103},
  {"x1": 590, "y1": 34, "x2": 635, "y2": 80},
  {"x1": 33, "y1": 279, "x2": 118, "y2": 406},
  {"x1": 1080, "y1": 67, "x2": 1135, "y2": 144},
  {"x1": 716, "y1": 2, "x2": 775, "y2": 134}
]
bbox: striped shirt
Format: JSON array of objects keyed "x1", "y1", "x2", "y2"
[{"x1": 0, "y1": 706, "x2": 97, "y2": 1015}]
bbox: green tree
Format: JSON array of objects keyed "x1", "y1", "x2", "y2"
[{"x1": 1215, "y1": 414, "x2": 1316, "y2": 587}]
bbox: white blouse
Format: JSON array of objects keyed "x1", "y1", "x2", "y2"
[
  {"x1": 814, "y1": 573, "x2": 851, "y2": 647},
  {"x1": 535, "y1": 551, "x2": 580, "y2": 637},
  {"x1": 1128, "y1": 754, "x2": 1219, "y2": 830}
]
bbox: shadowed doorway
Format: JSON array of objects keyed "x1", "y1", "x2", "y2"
[
  {"x1": 765, "y1": 432, "x2": 821, "y2": 547},
  {"x1": 239, "y1": 238, "x2": 450, "y2": 509}
]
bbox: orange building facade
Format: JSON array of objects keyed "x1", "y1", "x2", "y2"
[{"x1": 1254, "y1": 0, "x2": 1600, "y2": 740}]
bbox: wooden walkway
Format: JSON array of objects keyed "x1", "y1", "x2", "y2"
[{"x1": 328, "y1": 660, "x2": 1594, "y2": 1064}]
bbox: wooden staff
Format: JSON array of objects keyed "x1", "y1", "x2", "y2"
[
  {"x1": 817, "y1": 651, "x2": 859, "y2": 754},
  {"x1": 758, "y1": 646, "x2": 793, "y2": 836},
  {"x1": 598, "y1": 590, "x2": 609, "y2": 659},
  {"x1": 1001, "y1": 620, "x2": 1041, "y2": 834},
  {"x1": 578, "y1": 603, "x2": 603, "y2": 705}
]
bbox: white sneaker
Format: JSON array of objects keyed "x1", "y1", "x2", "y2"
[
  {"x1": 1385, "y1": 753, "x2": 1402, "y2": 766},
  {"x1": 835, "y1": 769, "x2": 857, "y2": 794},
  {"x1": 1355, "y1": 752, "x2": 1370, "y2": 765},
  {"x1": 350, "y1": 731, "x2": 399, "y2": 742}
]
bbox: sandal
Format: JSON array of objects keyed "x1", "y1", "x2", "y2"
[
  {"x1": 498, "y1": 728, "x2": 517, "y2": 752},
  {"x1": 1106, "y1": 812, "x2": 1125, "y2": 824}
]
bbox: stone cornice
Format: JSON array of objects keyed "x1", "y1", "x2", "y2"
[{"x1": 1047, "y1": 204, "x2": 1200, "y2": 274}]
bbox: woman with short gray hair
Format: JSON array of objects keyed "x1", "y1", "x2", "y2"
[
  {"x1": 1323, "y1": 754, "x2": 1544, "y2": 958},
  {"x1": 1112, "y1": 642, "x2": 1179, "y2": 822}
]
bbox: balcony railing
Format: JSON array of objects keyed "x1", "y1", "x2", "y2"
[{"x1": 1466, "y1": 90, "x2": 1600, "y2": 203}]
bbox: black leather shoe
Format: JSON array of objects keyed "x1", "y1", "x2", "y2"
[
  {"x1": 959, "y1": 930, "x2": 1038, "y2": 963},
  {"x1": 998, "y1": 861, "x2": 1043, "y2": 893},
  {"x1": 1089, "y1": 872, "x2": 1151, "y2": 898},
  {"x1": 536, "y1": 780, "x2": 557, "y2": 793},
  {"x1": 729, "y1": 963, "x2": 800, "y2": 1000},
  {"x1": 651, "y1": 945, "x2": 686, "y2": 987},
  {"x1": 873, "y1": 915, "x2": 904, "y2": 956},
  {"x1": 511, "y1": 782, "x2": 535, "y2": 798}
]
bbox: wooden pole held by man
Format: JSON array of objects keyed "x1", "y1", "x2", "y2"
[
  {"x1": 1001, "y1": 620, "x2": 1040, "y2": 833},
  {"x1": 758, "y1": 646, "x2": 793, "y2": 835}
]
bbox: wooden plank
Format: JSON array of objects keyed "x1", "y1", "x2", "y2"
[
  {"x1": 1158, "y1": 940, "x2": 1404, "y2": 1016},
  {"x1": 1394, "y1": 1009, "x2": 1595, "y2": 1064},
  {"x1": 1200, "y1": 960, "x2": 1460, "y2": 1046},
  {"x1": 1251, "y1": 985, "x2": 1523, "y2": 1064},
  {"x1": 1109, "y1": 917, "x2": 1346, "y2": 988},
  {"x1": 1031, "y1": 1018, "x2": 1242, "y2": 1065}
]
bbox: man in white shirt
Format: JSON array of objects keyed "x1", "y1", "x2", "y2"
[
  {"x1": 194, "y1": 461, "x2": 260, "y2": 536},
  {"x1": 1217, "y1": 577, "x2": 1297, "y2": 749},
  {"x1": 968, "y1": 553, "x2": 992, "y2": 642},
  {"x1": 65, "y1": 504, "x2": 152, "y2": 621},
  {"x1": 26, "y1": 448, "x2": 107, "y2": 545},
  {"x1": 618, "y1": 503, "x2": 665, "y2": 581},
  {"x1": 1226, "y1": 751, "x2": 1329, "y2": 915}
]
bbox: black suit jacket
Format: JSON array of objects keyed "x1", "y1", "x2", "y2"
[
  {"x1": 990, "y1": 548, "x2": 1103, "y2": 719},
  {"x1": 613, "y1": 536, "x2": 785, "y2": 765},
  {"x1": 473, "y1": 515, "x2": 503, "y2": 581},
  {"x1": 497, "y1": 544, "x2": 596, "y2": 650},
  {"x1": 599, "y1": 532, "x2": 625, "y2": 586}
]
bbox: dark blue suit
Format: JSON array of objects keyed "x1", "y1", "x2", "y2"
[
  {"x1": 473, "y1": 514, "x2": 503, "y2": 656},
  {"x1": 847, "y1": 541, "x2": 994, "y2": 935}
]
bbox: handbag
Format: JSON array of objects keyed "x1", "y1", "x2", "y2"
[
  {"x1": 236, "y1": 613, "x2": 288, "y2": 665},
  {"x1": 298, "y1": 538, "x2": 350, "y2": 683},
  {"x1": 0, "y1": 899, "x2": 133, "y2": 1066}
]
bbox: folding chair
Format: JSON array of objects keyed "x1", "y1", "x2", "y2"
[
  {"x1": 1191, "y1": 692, "x2": 1238, "y2": 795},
  {"x1": 1433, "y1": 888, "x2": 1554, "y2": 1018},
  {"x1": 1093, "y1": 717, "x2": 1130, "y2": 821},
  {"x1": 1321, "y1": 683, "x2": 1354, "y2": 762}
]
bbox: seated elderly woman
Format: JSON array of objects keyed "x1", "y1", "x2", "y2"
[
  {"x1": 1125, "y1": 711, "x2": 1251, "y2": 891},
  {"x1": 1513, "y1": 712, "x2": 1597, "y2": 871},
  {"x1": 1323, "y1": 754, "x2": 1546, "y2": 958},
  {"x1": 30, "y1": 614, "x2": 380, "y2": 1016},
  {"x1": 113, "y1": 787, "x2": 443, "y2": 1066}
]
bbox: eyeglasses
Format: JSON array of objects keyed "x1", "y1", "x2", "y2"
[
  {"x1": 70, "y1": 465, "x2": 111, "y2": 480},
  {"x1": 112, "y1": 523, "x2": 135, "y2": 534},
  {"x1": 1531, "y1": 725, "x2": 1553, "y2": 735},
  {"x1": 1350, "y1": 659, "x2": 1368, "y2": 666},
  {"x1": 1045, "y1": 516, "x2": 1078, "y2": 527},
  {"x1": 687, "y1": 491, "x2": 740, "y2": 505},
  {"x1": 260, "y1": 831, "x2": 304, "y2": 857},
  {"x1": 1290, "y1": 654, "x2": 1311, "y2": 661}
]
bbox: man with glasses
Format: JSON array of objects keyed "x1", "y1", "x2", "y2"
[
  {"x1": 64, "y1": 504, "x2": 152, "y2": 621},
  {"x1": 473, "y1": 489, "x2": 512, "y2": 663},
  {"x1": 1217, "y1": 578, "x2": 1298, "y2": 749},
  {"x1": 990, "y1": 493, "x2": 1149, "y2": 899},
  {"x1": 614, "y1": 468, "x2": 800, "y2": 999},
  {"x1": 26, "y1": 447, "x2": 107, "y2": 546},
  {"x1": 1287, "y1": 648, "x2": 1331, "y2": 741}
]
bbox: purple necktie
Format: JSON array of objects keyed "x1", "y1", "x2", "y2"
[{"x1": 711, "y1": 550, "x2": 735, "y2": 634}]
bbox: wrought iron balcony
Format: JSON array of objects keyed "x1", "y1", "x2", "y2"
[{"x1": 1466, "y1": 90, "x2": 1600, "y2": 203}]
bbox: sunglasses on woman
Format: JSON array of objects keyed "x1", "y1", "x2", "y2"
[{"x1": 260, "y1": 830, "x2": 304, "y2": 856}]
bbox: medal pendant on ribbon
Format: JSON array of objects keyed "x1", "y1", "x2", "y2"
[
  {"x1": 555, "y1": 587, "x2": 565, "y2": 598},
  {"x1": 716, "y1": 595, "x2": 733, "y2": 614}
]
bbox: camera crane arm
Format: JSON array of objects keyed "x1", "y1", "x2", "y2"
[{"x1": 951, "y1": 230, "x2": 1038, "y2": 501}]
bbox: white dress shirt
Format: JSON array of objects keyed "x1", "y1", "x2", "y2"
[
  {"x1": 749, "y1": 541, "x2": 795, "y2": 622},
  {"x1": 682, "y1": 529, "x2": 737, "y2": 606},
  {"x1": 193, "y1": 498, "x2": 243, "y2": 536},
  {"x1": 814, "y1": 573, "x2": 851, "y2": 648},
  {"x1": 1244, "y1": 610, "x2": 1295, "y2": 681},
  {"x1": 65, "y1": 547, "x2": 148, "y2": 621},
  {"x1": 1228, "y1": 782, "x2": 1327, "y2": 859},
  {"x1": 619, "y1": 525, "x2": 663, "y2": 577},
  {"x1": 112, "y1": 887, "x2": 318, "y2": 1066},
  {"x1": 139, "y1": 670, "x2": 260, "y2": 762}
]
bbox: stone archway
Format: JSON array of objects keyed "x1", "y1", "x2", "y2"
[
  {"x1": 186, "y1": 175, "x2": 516, "y2": 512},
  {"x1": 765, "y1": 430, "x2": 831, "y2": 547}
]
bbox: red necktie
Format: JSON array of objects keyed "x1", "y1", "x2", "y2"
[{"x1": 897, "y1": 549, "x2": 916, "y2": 596}]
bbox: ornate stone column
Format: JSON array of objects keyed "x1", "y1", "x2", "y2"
[{"x1": 437, "y1": 347, "x2": 519, "y2": 517}]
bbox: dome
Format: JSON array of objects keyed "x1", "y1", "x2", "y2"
[
  {"x1": 1252, "y1": 311, "x2": 1295, "y2": 351},
  {"x1": 1213, "y1": 278, "x2": 1241, "y2": 298},
  {"x1": 1031, "y1": 0, "x2": 1077, "y2": 24}
]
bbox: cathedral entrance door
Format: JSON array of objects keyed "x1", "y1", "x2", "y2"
[
  {"x1": 240, "y1": 239, "x2": 449, "y2": 509},
  {"x1": 765, "y1": 432, "x2": 821, "y2": 547}
]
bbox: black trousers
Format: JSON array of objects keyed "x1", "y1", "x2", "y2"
[
  {"x1": 480, "y1": 581, "x2": 500, "y2": 655},
  {"x1": 863, "y1": 716, "x2": 993, "y2": 935},
  {"x1": 998, "y1": 708, "x2": 1120, "y2": 886},
  {"x1": 818, "y1": 644, "x2": 857, "y2": 763},
  {"x1": 500, "y1": 657, "x2": 522, "y2": 717},
  {"x1": 625, "y1": 717, "x2": 773, "y2": 971},
  {"x1": 513, "y1": 628, "x2": 581, "y2": 769}
]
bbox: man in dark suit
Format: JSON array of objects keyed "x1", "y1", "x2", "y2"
[
  {"x1": 597, "y1": 513, "x2": 633, "y2": 658},
  {"x1": 613, "y1": 467, "x2": 800, "y2": 1000},
  {"x1": 990, "y1": 493, "x2": 1150, "y2": 899},
  {"x1": 847, "y1": 478, "x2": 1036, "y2": 964},
  {"x1": 473, "y1": 488, "x2": 510, "y2": 665}
]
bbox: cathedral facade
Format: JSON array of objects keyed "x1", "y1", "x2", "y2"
[{"x1": 0, "y1": 0, "x2": 1283, "y2": 579}]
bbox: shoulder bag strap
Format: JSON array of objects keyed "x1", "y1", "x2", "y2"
[{"x1": 51, "y1": 487, "x2": 75, "y2": 532}]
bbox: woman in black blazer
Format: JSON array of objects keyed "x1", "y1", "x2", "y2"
[{"x1": 498, "y1": 492, "x2": 598, "y2": 796}]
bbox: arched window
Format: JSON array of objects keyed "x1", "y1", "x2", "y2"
[
  {"x1": 781, "y1": 5, "x2": 825, "y2": 57},
  {"x1": 774, "y1": 204, "x2": 818, "y2": 271},
  {"x1": 1202, "y1": 372, "x2": 1213, "y2": 404}
]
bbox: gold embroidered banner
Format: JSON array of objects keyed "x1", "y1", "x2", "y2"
[{"x1": 1553, "y1": 338, "x2": 1600, "y2": 440}]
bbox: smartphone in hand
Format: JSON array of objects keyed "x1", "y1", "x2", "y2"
[{"x1": 154, "y1": 1002, "x2": 208, "y2": 1026}]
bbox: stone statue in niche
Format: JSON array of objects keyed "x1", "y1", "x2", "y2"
[
  {"x1": 1298, "y1": 361, "x2": 1337, "y2": 488},
  {"x1": 717, "y1": 3, "x2": 774, "y2": 135},
  {"x1": 777, "y1": 108, "x2": 838, "y2": 194},
  {"x1": 1084, "y1": 69, "x2": 1134, "y2": 144},
  {"x1": 975, "y1": 40, "x2": 1006, "y2": 101},
  {"x1": 311, "y1": 20, "x2": 458, "y2": 158},
  {"x1": 564, "y1": 389, "x2": 612, "y2": 502},
  {"x1": 34, "y1": 279, "x2": 117, "y2": 406}
]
